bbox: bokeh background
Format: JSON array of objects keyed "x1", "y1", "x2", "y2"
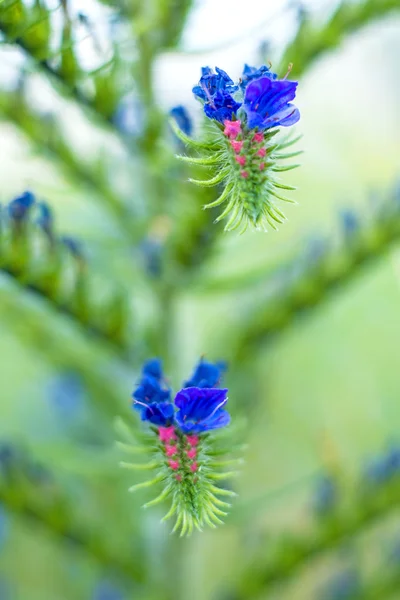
[{"x1": 0, "y1": 0, "x2": 400, "y2": 598}]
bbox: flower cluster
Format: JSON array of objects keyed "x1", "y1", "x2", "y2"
[
  {"x1": 132, "y1": 357, "x2": 229, "y2": 433},
  {"x1": 192, "y1": 64, "x2": 299, "y2": 130},
  {"x1": 173, "y1": 63, "x2": 302, "y2": 231},
  {"x1": 119, "y1": 358, "x2": 237, "y2": 534},
  {"x1": 192, "y1": 67, "x2": 241, "y2": 123}
]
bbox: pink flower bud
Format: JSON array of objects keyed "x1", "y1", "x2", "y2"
[
  {"x1": 168, "y1": 460, "x2": 180, "y2": 471},
  {"x1": 230, "y1": 140, "x2": 243, "y2": 153},
  {"x1": 240, "y1": 170, "x2": 249, "y2": 179},
  {"x1": 235, "y1": 155, "x2": 246, "y2": 167},
  {"x1": 158, "y1": 426, "x2": 177, "y2": 443},
  {"x1": 187, "y1": 448, "x2": 197, "y2": 459},
  {"x1": 186, "y1": 435, "x2": 199, "y2": 447},
  {"x1": 257, "y1": 147, "x2": 266, "y2": 157},
  {"x1": 223, "y1": 119, "x2": 242, "y2": 139},
  {"x1": 165, "y1": 445, "x2": 177, "y2": 457},
  {"x1": 253, "y1": 133, "x2": 264, "y2": 143},
  {"x1": 190, "y1": 462, "x2": 198, "y2": 473}
]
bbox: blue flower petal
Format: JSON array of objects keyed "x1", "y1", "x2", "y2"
[
  {"x1": 243, "y1": 76, "x2": 300, "y2": 131},
  {"x1": 174, "y1": 387, "x2": 230, "y2": 433},
  {"x1": 142, "y1": 358, "x2": 164, "y2": 381},
  {"x1": 170, "y1": 105, "x2": 193, "y2": 137},
  {"x1": 240, "y1": 64, "x2": 277, "y2": 89},
  {"x1": 184, "y1": 358, "x2": 226, "y2": 388},
  {"x1": 139, "y1": 401, "x2": 175, "y2": 426},
  {"x1": 8, "y1": 190, "x2": 35, "y2": 221},
  {"x1": 193, "y1": 67, "x2": 240, "y2": 123},
  {"x1": 132, "y1": 375, "x2": 171, "y2": 405}
]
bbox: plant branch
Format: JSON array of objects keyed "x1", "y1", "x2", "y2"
[
  {"x1": 231, "y1": 185, "x2": 400, "y2": 361},
  {"x1": 280, "y1": 0, "x2": 400, "y2": 77}
]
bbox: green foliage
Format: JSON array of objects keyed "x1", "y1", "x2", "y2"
[
  {"x1": 281, "y1": 0, "x2": 400, "y2": 76},
  {"x1": 231, "y1": 184, "x2": 400, "y2": 358},
  {"x1": 236, "y1": 469, "x2": 400, "y2": 598},
  {"x1": 0, "y1": 198, "x2": 130, "y2": 351}
]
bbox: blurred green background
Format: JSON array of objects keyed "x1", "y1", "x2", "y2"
[{"x1": 0, "y1": 0, "x2": 399, "y2": 599}]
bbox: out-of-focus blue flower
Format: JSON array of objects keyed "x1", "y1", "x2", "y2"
[
  {"x1": 184, "y1": 358, "x2": 226, "y2": 389},
  {"x1": 321, "y1": 570, "x2": 360, "y2": 600},
  {"x1": 0, "y1": 503, "x2": 9, "y2": 548},
  {"x1": 61, "y1": 236, "x2": 83, "y2": 259},
  {"x1": 93, "y1": 580, "x2": 124, "y2": 600},
  {"x1": 0, "y1": 577, "x2": 11, "y2": 600},
  {"x1": 174, "y1": 387, "x2": 230, "y2": 433},
  {"x1": 37, "y1": 202, "x2": 54, "y2": 236},
  {"x1": 49, "y1": 372, "x2": 84, "y2": 421},
  {"x1": 170, "y1": 105, "x2": 193, "y2": 137},
  {"x1": 312, "y1": 475, "x2": 337, "y2": 515},
  {"x1": 389, "y1": 537, "x2": 400, "y2": 563},
  {"x1": 364, "y1": 445, "x2": 400, "y2": 485},
  {"x1": 243, "y1": 76, "x2": 300, "y2": 130},
  {"x1": 240, "y1": 63, "x2": 277, "y2": 89},
  {"x1": 113, "y1": 93, "x2": 144, "y2": 137},
  {"x1": 340, "y1": 209, "x2": 359, "y2": 237},
  {"x1": 140, "y1": 238, "x2": 163, "y2": 278},
  {"x1": 132, "y1": 360, "x2": 173, "y2": 426},
  {"x1": 0, "y1": 444, "x2": 15, "y2": 477},
  {"x1": 386, "y1": 446, "x2": 400, "y2": 473},
  {"x1": 193, "y1": 67, "x2": 241, "y2": 123},
  {"x1": 8, "y1": 191, "x2": 35, "y2": 221}
]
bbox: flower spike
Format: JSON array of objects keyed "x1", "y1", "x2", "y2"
[
  {"x1": 117, "y1": 358, "x2": 240, "y2": 535},
  {"x1": 176, "y1": 64, "x2": 301, "y2": 232}
]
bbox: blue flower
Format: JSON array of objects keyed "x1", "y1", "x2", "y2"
[
  {"x1": 138, "y1": 401, "x2": 175, "y2": 426},
  {"x1": 203, "y1": 91, "x2": 242, "y2": 123},
  {"x1": 170, "y1": 105, "x2": 193, "y2": 136},
  {"x1": 385, "y1": 445, "x2": 400, "y2": 476},
  {"x1": 133, "y1": 376, "x2": 171, "y2": 405},
  {"x1": 37, "y1": 202, "x2": 54, "y2": 235},
  {"x1": 321, "y1": 570, "x2": 360, "y2": 600},
  {"x1": 365, "y1": 445, "x2": 400, "y2": 484},
  {"x1": 184, "y1": 358, "x2": 226, "y2": 388},
  {"x1": 174, "y1": 387, "x2": 230, "y2": 433},
  {"x1": 192, "y1": 67, "x2": 238, "y2": 100},
  {"x1": 0, "y1": 503, "x2": 9, "y2": 548},
  {"x1": 93, "y1": 580, "x2": 124, "y2": 600},
  {"x1": 142, "y1": 358, "x2": 164, "y2": 381},
  {"x1": 140, "y1": 238, "x2": 163, "y2": 278},
  {"x1": 8, "y1": 190, "x2": 35, "y2": 221},
  {"x1": 0, "y1": 444, "x2": 15, "y2": 477},
  {"x1": 132, "y1": 360, "x2": 173, "y2": 426},
  {"x1": 243, "y1": 76, "x2": 300, "y2": 130},
  {"x1": 340, "y1": 209, "x2": 359, "y2": 237},
  {"x1": 61, "y1": 236, "x2": 83, "y2": 258},
  {"x1": 49, "y1": 372, "x2": 84, "y2": 421},
  {"x1": 312, "y1": 475, "x2": 337, "y2": 515},
  {"x1": 193, "y1": 67, "x2": 241, "y2": 123},
  {"x1": 240, "y1": 64, "x2": 277, "y2": 89},
  {"x1": 131, "y1": 358, "x2": 231, "y2": 432}
]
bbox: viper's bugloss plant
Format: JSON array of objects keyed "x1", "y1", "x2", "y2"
[
  {"x1": 172, "y1": 64, "x2": 302, "y2": 232},
  {"x1": 117, "y1": 358, "x2": 241, "y2": 535}
]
